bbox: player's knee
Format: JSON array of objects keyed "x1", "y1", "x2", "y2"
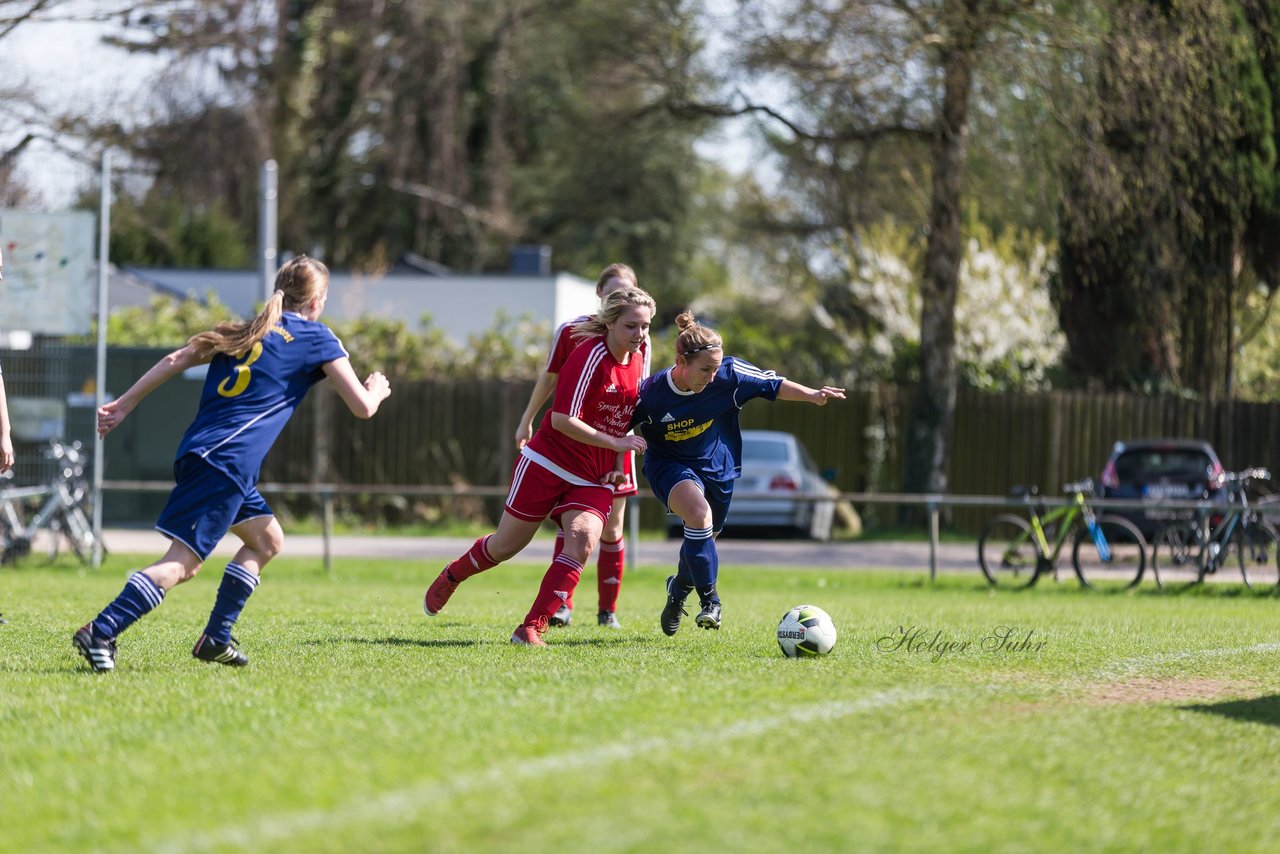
[
  {"x1": 681, "y1": 505, "x2": 713, "y2": 530},
  {"x1": 602, "y1": 513, "x2": 626, "y2": 541},
  {"x1": 259, "y1": 528, "x2": 284, "y2": 560}
]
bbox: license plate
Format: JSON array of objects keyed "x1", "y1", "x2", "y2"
[{"x1": 1143, "y1": 483, "x2": 1192, "y2": 499}]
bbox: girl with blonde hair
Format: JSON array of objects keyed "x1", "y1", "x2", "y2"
[
  {"x1": 74, "y1": 256, "x2": 391, "y2": 672},
  {"x1": 425, "y1": 285, "x2": 655, "y2": 646}
]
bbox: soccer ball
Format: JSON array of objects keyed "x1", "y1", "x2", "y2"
[{"x1": 776, "y1": 604, "x2": 837, "y2": 657}]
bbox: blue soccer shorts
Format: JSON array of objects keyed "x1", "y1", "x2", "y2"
[
  {"x1": 155, "y1": 453, "x2": 273, "y2": 561},
  {"x1": 642, "y1": 457, "x2": 735, "y2": 534}
]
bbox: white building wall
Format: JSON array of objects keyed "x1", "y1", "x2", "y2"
[{"x1": 110, "y1": 268, "x2": 597, "y2": 343}]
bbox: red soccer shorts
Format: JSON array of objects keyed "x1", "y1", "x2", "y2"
[{"x1": 505, "y1": 454, "x2": 614, "y2": 526}]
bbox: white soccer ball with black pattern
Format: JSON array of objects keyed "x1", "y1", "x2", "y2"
[{"x1": 776, "y1": 604, "x2": 837, "y2": 657}]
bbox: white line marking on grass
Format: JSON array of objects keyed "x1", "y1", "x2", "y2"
[
  {"x1": 1096, "y1": 643, "x2": 1280, "y2": 680},
  {"x1": 150, "y1": 687, "x2": 935, "y2": 854}
]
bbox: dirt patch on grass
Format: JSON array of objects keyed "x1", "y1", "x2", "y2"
[{"x1": 1087, "y1": 677, "x2": 1258, "y2": 706}]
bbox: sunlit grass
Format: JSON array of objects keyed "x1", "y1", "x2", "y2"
[{"x1": 3, "y1": 555, "x2": 1278, "y2": 852}]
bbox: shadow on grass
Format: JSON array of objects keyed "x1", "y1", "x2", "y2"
[
  {"x1": 1184, "y1": 694, "x2": 1280, "y2": 728},
  {"x1": 303, "y1": 636, "x2": 483, "y2": 649},
  {"x1": 303, "y1": 634, "x2": 660, "y2": 649}
]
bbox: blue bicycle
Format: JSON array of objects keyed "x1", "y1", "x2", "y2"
[{"x1": 978, "y1": 478, "x2": 1148, "y2": 590}]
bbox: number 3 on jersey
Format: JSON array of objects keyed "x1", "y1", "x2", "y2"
[{"x1": 217, "y1": 342, "x2": 263, "y2": 398}]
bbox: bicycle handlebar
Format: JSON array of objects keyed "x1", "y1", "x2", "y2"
[
  {"x1": 1062, "y1": 478, "x2": 1095, "y2": 496},
  {"x1": 1215, "y1": 467, "x2": 1271, "y2": 486}
]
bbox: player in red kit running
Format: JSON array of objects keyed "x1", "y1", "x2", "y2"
[
  {"x1": 424, "y1": 286, "x2": 654, "y2": 645},
  {"x1": 513, "y1": 263, "x2": 649, "y2": 629}
]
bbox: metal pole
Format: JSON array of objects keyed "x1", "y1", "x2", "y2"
[
  {"x1": 259, "y1": 160, "x2": 278, "y2": 302},
  {"x1": 627, "y1": 496, "x2": 639, "y2": 572},
  {"x1": 927, "y1": 496, "x2": 940, "y2": 582},
  {"x1": 322, "y1": 490, "x2": 334, "y2": 576},
  {"x1": 91, "y1": 150, "x2": 111, "y2": 570}
]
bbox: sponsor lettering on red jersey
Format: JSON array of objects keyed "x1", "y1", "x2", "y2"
[{"x1": 526, "y1": 334, "x2": 647, "y2": 483}]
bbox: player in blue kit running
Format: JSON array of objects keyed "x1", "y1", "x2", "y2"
[
  {"x1": 631, "y1": 310, "x2": 844, "y2": 635},
  {"x1": 73, "y1": 256, "x2": 391, "y2": 672}
]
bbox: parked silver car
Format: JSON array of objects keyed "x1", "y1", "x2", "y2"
[{"x1": 665, "y1": 429, "x2": 838, "y2": 540}]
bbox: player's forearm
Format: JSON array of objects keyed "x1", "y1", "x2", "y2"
[
  {"x1": 550, "y1": 412, "x2": 622, "y2": 451},
  {"x1": 778, "y1": 379, "x2": 823, "y2": 403},
  {"x1": 519, "y1": 372, "x2": 558, "y2": 425},
  {"x1": 117, "y1": 346, "x2": 202, "y2": 410}
]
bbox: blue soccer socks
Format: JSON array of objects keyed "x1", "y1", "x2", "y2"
[
  {"x1": 202, "y1": 562, "x2": 260, "y2": 645},
  {"x1": 92, "y1": 571, "x2": 165, "y2": 639},
  {"x1": 680, "y1": 525, "x2": 719, "y2": 604}
]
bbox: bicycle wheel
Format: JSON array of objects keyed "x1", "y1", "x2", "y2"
[
  {"x1": 1072, "y1": 515, "x2": 1146, "y2": 591},
  {"x1": 1235, "y1": 518, "x2": 1280, "y2": 592},
  {"x1": 978, "y1": 515, "x2": 1041, "y2": 589},
  {"x1": 1150, "y1": 521, "x2": 1206, "y2": 591},
  {"x1": 58, "y1": 508, "x2": 101, "y2": 565}
]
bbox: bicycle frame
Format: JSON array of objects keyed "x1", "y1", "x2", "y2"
[{"x1": 1024, "y1": 490, "x2": 1103, "y2": 572}]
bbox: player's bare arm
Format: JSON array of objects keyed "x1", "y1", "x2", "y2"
[
  {"x1": 323, "y1": 357, "x2": 391, "y2": 419},
  {"x1": 778, "y1": 379, "x2": 846, "y2": 406},
  {"x1": 98, "y1": 344, "x2": 213, "y2": 438},
  {"x1": 550, "y1": 412, "x2": 647, "y2": 454},
  {"x1": 515, "y1": 371, "x2": 558, "y2": 450}
]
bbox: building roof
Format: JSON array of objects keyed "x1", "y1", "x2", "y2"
[{"x1": 104, "y1": 264, "x2": 599, "y2": 343}]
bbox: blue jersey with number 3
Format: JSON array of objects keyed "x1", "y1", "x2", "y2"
[{"x1": 176, "y1": 311, "x2": 348, "y2": 492}]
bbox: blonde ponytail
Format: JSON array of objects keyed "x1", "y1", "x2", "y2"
[{"x1": 188, "y1": 256, "x2": 328, "y2": 358}]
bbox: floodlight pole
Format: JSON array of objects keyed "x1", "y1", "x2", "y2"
[
  {"x1": 91, "y1": 150, "x2": 111, "y2": 570},
  {"x1": 259, "y1": 160, "x2": 278, "y2": 302}
]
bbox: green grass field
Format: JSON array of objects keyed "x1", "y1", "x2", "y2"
[{"x1": 3, "y1": 554, "x2": 1280, "y2": 852}]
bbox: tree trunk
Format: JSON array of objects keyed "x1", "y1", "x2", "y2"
[{"x1": 903, "y1": 2, "x2": 980, "y2": 508}]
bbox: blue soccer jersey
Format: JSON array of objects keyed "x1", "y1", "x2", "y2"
[
  {"x1": 176, "y1": 311, "x2": 348, "y2": 493},
  {"x1": 631, "y1": 356, "x2": 783, "y2": 481}
]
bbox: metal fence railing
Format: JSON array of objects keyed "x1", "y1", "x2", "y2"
[{"x1": 86, "y1": 480, "x2": 1267, "y2": 578}]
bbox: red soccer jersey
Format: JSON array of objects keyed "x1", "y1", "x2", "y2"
[
  {"x1": 546, "y1": 317, "x2": 651, "y2": 378},
  {"x1": 545, "y1": 315, "x2": 590, "y2": 374},
  {"x1": 526, "y1": 334, "x2": 647, "y2": 483}
]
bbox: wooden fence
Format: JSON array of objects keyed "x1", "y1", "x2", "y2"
[
  {"x1": 259, "y1": 378, "x2": 1280, "y2": 534},
  {"x1": 6, "y1": 344, "x2": 1273, "y2": 531}
]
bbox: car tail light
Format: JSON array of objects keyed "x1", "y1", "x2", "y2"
[
  {"x1": 1101, "y1": 460, "x2": 1119, "y2": 489},
  {"x1": 769, "y1": 474, "x2": 798, "y2": 492},
  {"x1": 1209, "y1": 460, "x2": 1225, "y2": 485}
]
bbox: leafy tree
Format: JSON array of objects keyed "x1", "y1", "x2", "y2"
[
  {"x1": 90, "y1": 0, "x2": 723, "y2": 318},
  {"x1": 673, "y1": 0, "x2": 1067, "y2": 499},
  {"x1": 1055, "y1": 0, "x2": 1278, "y2": 399}
]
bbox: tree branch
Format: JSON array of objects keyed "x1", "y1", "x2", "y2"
[
  {"x1": 0, "y1": 0, "x2": 55, "y2": 41},
  {"x1": 390, "y1": 179, "x2": 522, "y2": 238},
  {"x1": 0, "y1": 132, "x2": 36, "y2": 168},
  {"x1": 663, "y1": 89, "x2": 933, "y2": 146}
]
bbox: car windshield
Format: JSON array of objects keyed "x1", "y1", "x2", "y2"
[
  {"x1": 743, "y1": 438, "x2": 791, "y2": 463},
  {"x1": 1115, "y1": 450, "x2": 1211, "y2": 481}
]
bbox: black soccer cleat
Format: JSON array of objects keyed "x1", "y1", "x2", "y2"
[
  {"x1": 73, "y1": 623, "x2": 117, "y2": 672},
  {"x1": 192, "y1": 633, "x2": 249, "y2": 667},
  {"x1": 549, "y1": 604, "x2": 573, "y2": 627},
  {"x1": 695, "y1": 600, "x2": 722, "y2": 630},
  {"x1": 660, "y1": 575, "x2": 691, "y2": 637}
]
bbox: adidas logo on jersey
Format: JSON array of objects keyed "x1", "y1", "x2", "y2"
[
  {"x1": 660, "y1": 413, "x2": 675, "y2": 422},
  {"x1": 606, "y1": 383, "x2": 618, "y2": 392}
]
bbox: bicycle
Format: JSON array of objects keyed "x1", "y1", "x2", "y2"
[
  {"x1": 1149, "y1": 468, "x2": 1279, "y2": 592},
  {"x1": 0, "y1": 439, "x2": 107, "y2": 565},
  {"x1": 978, "y1": 478, "x2": 1148, "y2": 590}
]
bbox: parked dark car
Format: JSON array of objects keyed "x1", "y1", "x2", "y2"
[{"x1": 1099, "y1": 439, "x2": 1225, "y2": 537}]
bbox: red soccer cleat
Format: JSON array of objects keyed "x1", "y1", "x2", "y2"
[
  {"x1": 510, "y1": 615, "x2": 549, "y2": 647},
  {"x1": 423, "y1": 568, "x2": 459, "y2": 616}
]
